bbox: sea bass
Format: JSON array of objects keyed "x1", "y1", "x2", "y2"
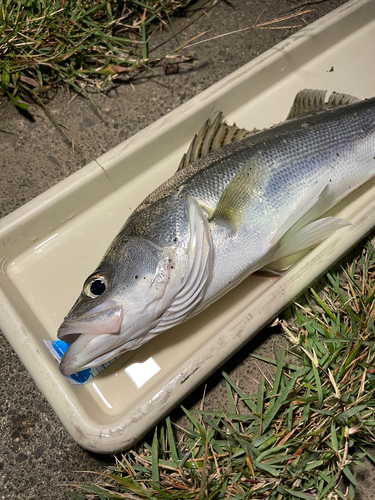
[{"x1": 57, "y1": 90, "x2": 375, "y2": 376}]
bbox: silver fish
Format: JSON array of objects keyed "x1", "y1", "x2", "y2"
[{"x1": 57, "y1": 89, "x2": 375, "y2": 376}]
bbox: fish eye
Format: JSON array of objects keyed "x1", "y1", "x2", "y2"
[{"x1": 84, "y1": 274, "x2": 108, "y2": 298}]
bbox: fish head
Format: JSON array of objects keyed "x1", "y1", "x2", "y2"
[
  {"x1": 57, "y1": 235, "x2": 188, "y2": 376},
  {"x1": 58, "y1": 191, "x2": 213, "y2": 376}
]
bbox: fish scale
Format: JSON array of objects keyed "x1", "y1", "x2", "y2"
[
  {"x1": 118, "y1": 190, "x2": 192, "y2": 248},
  {"x1": 200, "y1": 100, "x2": 375, "y2": 306}
]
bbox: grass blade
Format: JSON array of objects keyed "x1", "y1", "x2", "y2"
[{"x1": 152, "y1": 427, "x2": 159, "y2": 483}]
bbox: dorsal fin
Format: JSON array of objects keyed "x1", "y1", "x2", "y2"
[
  {"x1": 177, "y1": 112, "x2": 256, "y2": 171},
  {"x1": 177, "y1": 90, "x2": 361, "y2": 171},
  {"x1": 286, "y1": 89, "x2": 360, "y2": 120}
]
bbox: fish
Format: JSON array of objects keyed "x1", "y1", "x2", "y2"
[{"x1": 57, "y1": 89, "x2": 375, "y2": 376}]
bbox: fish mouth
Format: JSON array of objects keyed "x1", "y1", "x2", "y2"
[
  {"x1": 59, "y1": 332, "x2": 120, "y2": 376},
  {"x1": 57, "y1": 304, "x2": 123, "y2": 376}
]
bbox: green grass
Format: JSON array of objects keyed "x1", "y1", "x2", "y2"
[
  {"x1": 0, "y1": 0, "x2": 192, "y2": 108},
  {"x1": 67, "y1": 238, "x2": 375, "y2": 499},
  {"x1": 0, "y1": 1, "x2": 321, "y2": 111}
]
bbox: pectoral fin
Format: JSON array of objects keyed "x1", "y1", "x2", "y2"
[
  {"x1": 270, "y1": 176, "x2": 331, "y2": 246},
  {"x1": 271, "y1": 216, "x2": 349, "y2": 266},
  {"x1": 268, "y1": 176, "x2": 350, "y2": 268}
]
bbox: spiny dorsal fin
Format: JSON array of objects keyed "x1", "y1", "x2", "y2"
[
  {"x1": 286, "y1": 89, "x2": 360, "y2": 120},
  {"x1": 177, "y1": 112, "x2": 256, "y2": 171}
]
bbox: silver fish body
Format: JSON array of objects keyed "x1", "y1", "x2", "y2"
[{"x1": 58, "y1": 91, "x2": 375, "y2": 375}]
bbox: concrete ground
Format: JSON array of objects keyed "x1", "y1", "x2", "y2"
[{"x1": 2, "y1": 0, "x2": 374, "y2": 498}]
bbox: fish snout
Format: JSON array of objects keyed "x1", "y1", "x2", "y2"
[
  {"x1": 57, "y1": 304, "x2": 124, "y2": 343},
  {"x1": 57, "y1": 324, "x2": 81, "y2": 344}
]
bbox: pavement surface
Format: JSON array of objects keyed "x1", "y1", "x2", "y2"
[{"x1": 2, "y1": 0, "x2": 375, "y2": 499}]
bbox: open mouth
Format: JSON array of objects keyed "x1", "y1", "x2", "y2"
[
  {"x1": 57, "y1": 305, "x2": 124, "y2": 376},
  {"x1": 59, "y1": 331, "x2": 121, "y2": 376},
  {"x1": 58, "y1": 304, "x2": 123, "y2": 341}
]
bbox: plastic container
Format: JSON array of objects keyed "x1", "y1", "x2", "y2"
[{"x1": 0, "y1": 0, "x2": 374, "y2": 453}]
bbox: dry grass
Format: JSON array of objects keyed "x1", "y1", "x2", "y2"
[{"x1": 0, "y1": 0, "x2": 194, "y2": 107}]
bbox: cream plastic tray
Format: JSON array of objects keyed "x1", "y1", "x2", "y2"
[{"x1": 1, "y1": 0, "x2": 375, "y2": 453}]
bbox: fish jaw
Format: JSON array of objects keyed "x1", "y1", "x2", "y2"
[
  {"x1": 58, "y1": 304, "x2": 124, "y2": 376},
  {"x1": 57, "y1": 304, "x2": 123, "y2": 341},
  {"x1": 59, "y1": 332, "x2": 119, "y2": 376}
]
